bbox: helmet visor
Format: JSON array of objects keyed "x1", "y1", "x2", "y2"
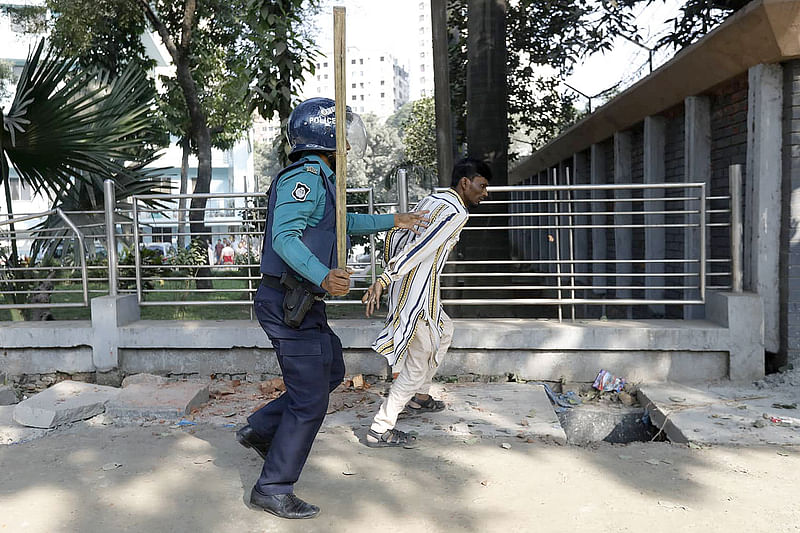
[{"x1": 346, "y1": 111, "x2": 367, "y2": 160}]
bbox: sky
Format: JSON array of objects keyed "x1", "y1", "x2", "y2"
[{"x1": 311, "y1": 0, "x2": 417, "y2": 61}]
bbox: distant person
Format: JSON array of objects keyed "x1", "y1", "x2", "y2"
[
  {"x1": 214, "y1": 239, "x2": 224, "y2": 265},
  {"x1": 221, "y1": 242, "x2": 235, "y2": 264},
  {"x1": 362, "y1": 157, "x2": 491, "y2": 448},
  {"x1": 236, "y1": 239, "x2": 248, "y2": 257}
]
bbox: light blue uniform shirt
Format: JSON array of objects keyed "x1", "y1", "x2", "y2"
[{"x1": 271, "y1": 154, "x2": 395, "y2": 286}]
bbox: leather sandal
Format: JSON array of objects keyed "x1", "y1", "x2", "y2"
[
  {"x1": 366, "y1": 428, "x2": 418, "y2": 448},
  {"x1": 406, "y1": 396, "x2": 446, "y2": 413}
]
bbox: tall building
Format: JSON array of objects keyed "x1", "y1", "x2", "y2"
[
  {"x1": 409, "y1": 0, "x2": 434, "y2": 100},
  {"x1": 303, "y1": 46, "x2": 410, "y2": 118}
]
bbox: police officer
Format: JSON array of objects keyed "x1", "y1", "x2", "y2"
[{"x1": 235, "y1": 97, "x2": 428, "y2": 519}]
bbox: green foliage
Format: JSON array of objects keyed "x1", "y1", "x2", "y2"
[
  {"x1": 44, "y1": 0, "x2": 154, "y2": 77},
  {"x1": 169, "y1": 238, "x2": 208, "y2": 280},
  {"x1": 400, "y1": 98, "x2": 437, "y2": 174},
  {"x1": 254, "y1": 136, "x2": 284, "y2": 192},
  {"x1": 653, "y1": 0, "x2": 748, "y2": 50},
  {"x1": 447, "y1": 0, "x2": 744, "y2": 154},
  {"x1": 118, "y1": 244, "x2": 169, "y2": 291},
  {"x1": 1, "y1": 4, "x2": 48, "y2": 34}
]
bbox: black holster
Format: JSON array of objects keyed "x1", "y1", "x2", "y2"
[{"x1": 280, "y1": 272, "x2": 317, "y2": 328}]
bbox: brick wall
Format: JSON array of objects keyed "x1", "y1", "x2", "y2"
[
  {"x1": 781, "y1": 59, "x2": 800, "y2": 367},
  {"x1": 709, "y1": 73, "x2": 748, "y2": 290},
  {"x1": 662, "y1": 104, "x2": 686, "y2": 315}
]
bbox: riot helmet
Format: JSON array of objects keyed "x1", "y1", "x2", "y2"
[{"x1": 286, "y1": 97, "x2": 367, "y2": 162}]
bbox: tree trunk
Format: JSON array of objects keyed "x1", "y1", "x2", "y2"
[
  {"x1": 139, "y1": 0, "x2": 214, "y2": 288},
  {"x1": 178, "y1": 136, "x2": 190, "y2": 250},
  {"x1": 453, "y1": 0, "x2": 510, "y2": 318},
  {"x1": 466, "y1": 0, "x2": 508, "y2": 185},
  {"x1": 432, "y1": 0, "x2": 455, "y2": 186}
]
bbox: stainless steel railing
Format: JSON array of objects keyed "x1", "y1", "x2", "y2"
[
  {"x1": 0, "y1": 209, "x2": 89, "y2": 309},
  {"x1": 1, "y1": 165, "x2": 744, "y2": 318},
  {"x1": 124, "y1": 187, "x2": 384, "y2": 309}
]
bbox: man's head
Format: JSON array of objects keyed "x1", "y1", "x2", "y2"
[
  {"x1": 450, "y1": 157, "x2": 491, "y2": 208},
  {"x1": 286, "y1": 97, "x2": 367, "y2": 163}
]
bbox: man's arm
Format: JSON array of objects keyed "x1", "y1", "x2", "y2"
[{"x1": 375, "y1": 209, "x2": 468, "y2": 289}]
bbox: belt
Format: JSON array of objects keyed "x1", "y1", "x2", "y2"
[
  {"x1": 260, "y1": 274, "x2": 283, "y2": 291},
  {"x1": 261, "y1": 274, "x2": 326, "y2": 300}
]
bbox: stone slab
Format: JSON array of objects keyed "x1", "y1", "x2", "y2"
[
  {"x1": 638, "y1": 382, "x2": 800, "y2": 446},
  {"x1": 0, "y1": 406, "x2": 49, "y2": 444},
  {"x1": 12, "y1": 381, "x2": 121, "y2": 429},
  {"x1": 324, "y1": 382, "x2": 566, "y2": 445},
  {"x1": 105, "y1": 381, "x2": 209, "y2": 419},
  {"x1": 121, "y1": 373, "x2": 168, "y2": 388},
  {"x1": 0, "y1": 385, "x2": 18, "y2": 405}
]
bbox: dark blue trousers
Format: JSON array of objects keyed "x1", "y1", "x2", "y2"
[{"x1": 248, "y1": 284, "x2": 345, "y2": 495}]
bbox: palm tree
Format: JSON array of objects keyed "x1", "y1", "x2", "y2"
[
  {"x1": 1, "y1": 39, "x2": 166, "y2": 265},
  {"x1": 1, "y1": 39, "x2": 168, "y2": 316}
]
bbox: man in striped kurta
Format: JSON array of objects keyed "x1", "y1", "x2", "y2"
[{"x1": 361, "y1": 158, "x2": 492, "y2": 448}]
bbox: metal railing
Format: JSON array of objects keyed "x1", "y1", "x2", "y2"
[
  {"x1": 0, "y1": 209, "x2": 90, "y2": 310},
  {"x1": 1, "y1": 165, "x2": 744, "y2": 319},
  {"x1": 436, "y1": 180, "x2": 709, "y2": 314},
  {"x1": 122, "y1": 186, "x2": 386, "y2": 310}
]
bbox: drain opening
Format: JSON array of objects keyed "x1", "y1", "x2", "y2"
[{"x1": 556, "y1": 406, "x2": 666, "y2": 444}]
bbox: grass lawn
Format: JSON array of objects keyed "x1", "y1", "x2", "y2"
[{"x1": 1, "y1": 270, "x2": 384, "y2": 321}]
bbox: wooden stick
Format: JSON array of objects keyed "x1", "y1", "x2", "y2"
[{"x1": 333, "y1": 6, "x2": 347, "y2": 269}]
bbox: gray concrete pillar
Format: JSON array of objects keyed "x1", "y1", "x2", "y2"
[
  {"x1": 684, "y1": 95, "x2": 711, "y2": 319},
  {"x1": 590, "y1": 144, "x2": 607, "y2": 295},
  {"x1": 746, "y1": 63, "x2": 783, "y2": 353},
  {"x1": 644, "y1": 116, "x2": 667, "y2": 315},
  {"x1": 706, "y1": 291, "x2": 765, "y2": 381},
  {"x1": 91, "y1": 295, "x2": 140, "y2": 371},
  {"x1": 614, "y1": 132, "x2": 633, "y2": 301}
]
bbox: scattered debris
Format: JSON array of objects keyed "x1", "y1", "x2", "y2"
[
  {"x1": 209, "y1": 382, "x2": 236, "y2": 398},
  {"x1": 259, "y1": 378, "x2": 285, "y2": 396},
  {"x1": 350, "y1": 374, "x2": 366, "y2": 390},
  {"x1": 593, "y1": 370, "x2": 626, "y2": 393},
  {"x1": 618, "y1": 391, "x2": 635, "y2": 406}
]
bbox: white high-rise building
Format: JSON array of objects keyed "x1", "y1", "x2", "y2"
[
  {"x1": 303, "y1": 46, "x2": 409, "y2": 118},
  {"x1": 409, "y1": 0, "x2": 434, "y2": 100}
]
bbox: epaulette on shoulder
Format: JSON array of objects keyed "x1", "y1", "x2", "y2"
[
  {"x1": 280, "y1": 160, "x2": 322, "y2": 182},
  {"x1": 302, "y1": 162, "x2": 320, "y2": 175}
]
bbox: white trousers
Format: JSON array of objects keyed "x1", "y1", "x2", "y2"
[{"x1": 370, "y1": 313, "x2": 454, "y2": 434}]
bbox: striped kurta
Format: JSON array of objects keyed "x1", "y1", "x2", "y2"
[{"x1": 372, "y1": 189, "x2": 468, "y2": 367}]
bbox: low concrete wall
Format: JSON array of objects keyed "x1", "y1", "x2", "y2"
[{"x1": 0, "y1": 291, "x2": 764, "y2": 383}]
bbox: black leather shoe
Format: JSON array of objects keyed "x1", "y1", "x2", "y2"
[
  {"x1": 250, "y1": 488, "x2": 320, "y2": 519},
  {"x1": 236, "y1": 425, "x2": 271, "y2": 460}
]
